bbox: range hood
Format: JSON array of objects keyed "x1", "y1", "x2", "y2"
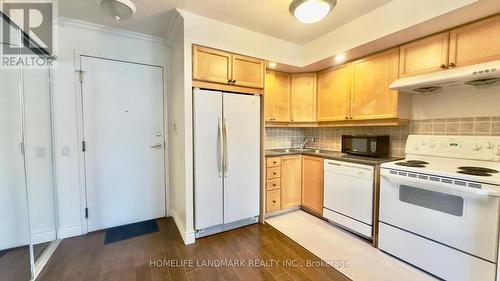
[{"x1": 390, "y1": 60, "x2": 500, "y2": 94}]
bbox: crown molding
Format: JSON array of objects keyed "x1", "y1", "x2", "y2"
[
  {"x1": 57, "y1": 17, "x2": 169, "y2": 46},
  {"x1": 165, "y1": 9, "x2": 183, "y2": 44}
]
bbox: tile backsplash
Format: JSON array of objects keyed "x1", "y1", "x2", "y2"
[{"x1": 265, "y1": 116, "x2": 500, "y2": 157}]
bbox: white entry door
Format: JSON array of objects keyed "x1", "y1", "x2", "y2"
[{"x1": 80, "y1": 56, "x2": 165, "y2": 232}]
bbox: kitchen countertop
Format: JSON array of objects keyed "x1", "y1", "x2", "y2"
[{"x1": 265, "y1": 149, "x2": 404, "y2": 166}]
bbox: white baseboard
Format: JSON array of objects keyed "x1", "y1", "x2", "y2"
[
  {"x1": 57, "y1": 225, "x2": 82, "y2": 239},
  {"x1": 31, "y1": 230, "x2": 57, "y2": 245},
  {"x1": 171, "y1": 210, "x2": 195, "y2": 245}
]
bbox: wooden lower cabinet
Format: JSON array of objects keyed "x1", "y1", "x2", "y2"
[
  {"x1": 301, "y1": 156, "x2": 324, "y2": 215},
  {"x1": 265, "y1": 155, "x2": 324, "y2": 215},
  {"x1": 280, "y1": 156, "x2": 302, "y2": 209},
  {"x1": 266, "y1": 156, "x2": 302, "y2": 213},
  {"x1": 266, "y1": 190, "x2": 281, "y2": 213}
]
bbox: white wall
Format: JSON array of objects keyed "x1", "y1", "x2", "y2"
[
  {"x1": 411, "y1": 86, "x2": 500, "y2": 119},
  {"x1": 52, "y1": 18, "x2": 170, "y2": 238},
  {"x1": 168, "y1": 15, "x2": 193, "y2": 243}
]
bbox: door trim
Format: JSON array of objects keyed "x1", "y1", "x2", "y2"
[{"x1": 74, "y1": 52, "x2": 168, "y2": 234}]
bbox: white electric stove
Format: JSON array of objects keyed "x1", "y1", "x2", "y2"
[{"x1": 378, "y1": 135, "x2": 500, "y2": 281}]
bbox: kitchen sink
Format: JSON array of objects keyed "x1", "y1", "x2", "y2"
[
  {"x1": 290, "y1": 148, "x2": 314, "y2": 152},
  {"x1": 270, "y1": 148, "x2": 330, "y2": 154}
]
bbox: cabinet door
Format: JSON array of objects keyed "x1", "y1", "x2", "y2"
[
  {"x1": 266, "y1": 190, "x2": 281, "y2": 213},
  {"x1": 272, "y1": 71, "x2": 291, "y2": 122},
  {"x1": 351, "y1": 48, "x2": 400, "y2": 120},
  {"x1": 291, "y1": 73, "x2": 317, "y2": 122},
  {"x1": 317, "y1": 64, "x2": 351, "y2": 121},
  {"x1": 232, "y1": 54, "x2": 265, "y2": 88},
  {"x1": 301, "y1": 156, "x2": 324, "y2": 215},
  {"x1": 399, "y1": 32, "x2": 449, "y2": 77},
  {"x1": 264, "y1": 71, "x2": 275, "y2": 121},
  {"x1": 281, "y1": 156, "x2": 302, "y2": 209},
  {"x1": 193, "y1": 46, "x2": 232, "y2": 84},
  {"x1": 449, "y1": 15, "x2": 500, "y2": 68}
]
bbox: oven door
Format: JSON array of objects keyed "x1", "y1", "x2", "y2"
[{"x1": 379, "y1": 169, "x2": 500, "y2": 262}]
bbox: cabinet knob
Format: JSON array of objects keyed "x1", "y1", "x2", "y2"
[
  {"x1": 440, "y1": 64, "x2": 447, "y2": 69},
  {"x1": 273, "y1": 184, "x2": 277, "y2": 186},
  {"x1": 349, "y1": 116, "x2": 353, "y2": 120},
  {"x1": 232, "y1": 80, "x2": 237, "y2": 84},
  {"x1": 449, "y1": 62, "x2": 456, "y2": 68},
  {"x1": 273, "y1": 161, "x2": 277, "y2": 164},
  {"x1": 272, "y1": 200, "x2": 277, "y2": 203},
  {"x1": 273, "y1": 172, "x2": 277, "y2": 175},
  {"x1": 227, "y1": 79, "x2": 232, "y2": 84},
  {"x1": 345, "y1": 116, "x2": 349, "y2": 120}
]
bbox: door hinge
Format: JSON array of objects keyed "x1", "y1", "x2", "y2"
[
  {"x1": 85, "y1": 208, "x2": 89, "y2": 219},
  {"x1": 82, "y1": 141, "x2": 86, "y2": 152},
  {"x1": 76, "y1": 70, "x2": 86, "y2": 83}
]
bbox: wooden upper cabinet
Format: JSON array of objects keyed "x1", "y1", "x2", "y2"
[
  {"x1": 264, "y1": 70, "x2": 275, "y2": 121},
  {"x1": 192, "y1": 45, "x2": 265, "y2": 91},
  {"x1": 193, "y1": 45, "x2": 232, "y2": 84},
  {"x1": 280, "y1": 155, "x2": 302, "y2": 209},
  {"x1": 232, "y1": 54, "x2": 265, "y2": 88},
  {"x1": 274, "y1": 72, "x2": 292, "y2": 122},
  {"x1": 400, "y1": 32, "x2": 450, "y2": 77},
  {"x1": 291, "y1": 73, "x2": 317, "y2": 122},
  {"x1": 317, "y1": 64, "x2": 352, "y2": 121},
  {"x1": 301, "y1": 156, "x2": 324, "y2": 216},
  {"x1": 351, "y1": 48, "x2": 400, "y2": 120},
  {"x1": 449, "y1": 15, "x2": 500, "y2": 68}
]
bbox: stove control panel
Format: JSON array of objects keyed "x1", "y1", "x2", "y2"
[{"x1": 405, "y1": 135, "x2": 500, "y2": 161}]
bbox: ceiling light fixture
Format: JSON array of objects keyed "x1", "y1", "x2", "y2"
[
  {"x1": 289, "y1": 0, "x2": 337, "y2": 24},
  {"x1": 334, "y1": 53, "x2": 346, "y2": 63},
  {"x1": 97, "y1": 0, "x2": 137, "y2": 21}
]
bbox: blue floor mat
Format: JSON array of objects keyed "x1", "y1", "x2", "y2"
[{"x1": 104, "y1": 219, "x2": 159, "y2": 244}]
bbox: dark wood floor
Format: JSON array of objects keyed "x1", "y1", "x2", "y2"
[
  {"x1": 0, "y1": 246, "x2": 31, "y2": 281},
  {"x1": 37, "y1": 218, "x2": 351, "y2": 281}
]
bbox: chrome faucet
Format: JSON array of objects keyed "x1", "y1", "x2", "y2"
[{"x1": 301, "y1": 137, "x2": 315, "y2": 149}]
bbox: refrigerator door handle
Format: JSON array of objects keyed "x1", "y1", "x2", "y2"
[
  {"x1": 217, "y1": 118, "x2": 223, "y2": 177},
  {"x1": 223, "y1": 118, "x2": 228, "y2": 177}
]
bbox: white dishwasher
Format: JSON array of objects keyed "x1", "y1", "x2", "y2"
[{"x1": 323, "y1": 159, "x2": 375, "y2": 238}]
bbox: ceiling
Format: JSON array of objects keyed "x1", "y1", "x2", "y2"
[{"x1": 58, "y1": 0, "x2": 393, "y2": 44}]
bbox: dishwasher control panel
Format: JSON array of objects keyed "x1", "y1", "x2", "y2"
[{"x1": 324, "y1": 159, "x2": 374, "y2": 180}]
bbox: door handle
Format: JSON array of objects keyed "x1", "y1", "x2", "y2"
[
  {"x1": 150, "y1": 143, "x2": 162, "y2": 148},
  {"x1": 217, "y1": 118, "x2": 223, "y2": 177},
  {"x1": 223, "y1": 118, "x2": 228, "y2": 177}
]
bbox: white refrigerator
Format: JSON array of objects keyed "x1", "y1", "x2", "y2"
[{"x1": 193, "y1": 89, "x2": 261, "y2": 237}]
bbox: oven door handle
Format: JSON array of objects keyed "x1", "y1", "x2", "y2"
[{"x1": 381, "y1": 170, "x2": 500, "y2": 197}]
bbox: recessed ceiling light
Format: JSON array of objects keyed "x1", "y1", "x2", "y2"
[
  {"x1": 289, "y1": 0, "x2": 337, "y2": 24},
  {"x1": 268, "y1": 62, "x2": 277, "y2": 68},
  {"x1": 334, "y1": 53, "x2": 346, "y2": 63},
  {"x1": 97, "y1": 0, "x2": 137, "y2": 21}
]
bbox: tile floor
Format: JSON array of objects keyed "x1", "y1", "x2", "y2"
[{"x1": 266, "y1": 210, "x2": 438, "y2": 281}]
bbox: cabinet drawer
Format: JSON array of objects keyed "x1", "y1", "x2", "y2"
[
  {"x1": 266, "y1": 157, "x2": 281, "y2": 168},
  {"x1": 266, "y1": 190, "x2": 281, "y2": 213},
  {"x1": 266, "y1": 179, "x2": 281, "y2": 191},
  {"x1": 267, "y1": 167, "x2": 281, "y2": 179}
]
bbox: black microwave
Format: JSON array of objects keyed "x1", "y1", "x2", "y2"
[{"x1": 341, "y1": 135, "x2": 390, "y2": 158}]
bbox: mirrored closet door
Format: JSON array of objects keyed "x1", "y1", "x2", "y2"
[{"x1": 1, "y1": 13, "x2": 58, "y2": 281}]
